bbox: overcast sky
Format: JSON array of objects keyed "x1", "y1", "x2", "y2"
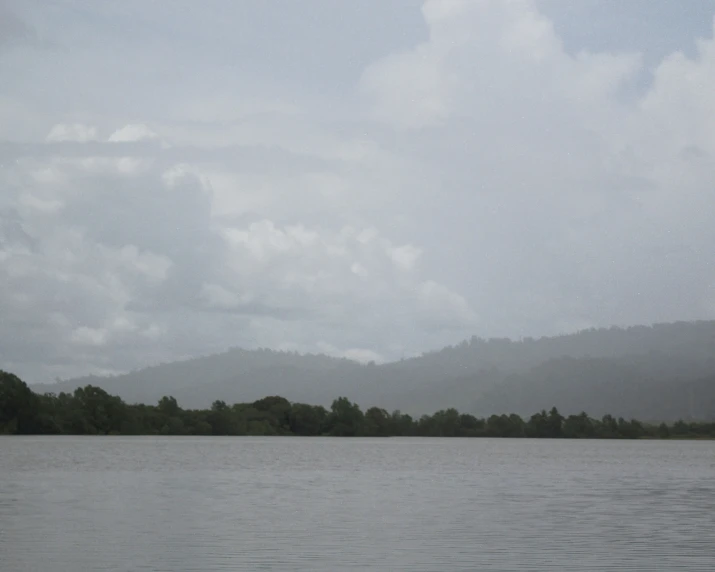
[{"x1": 2, "y1": 0, "x2": 715, "y2": 383}]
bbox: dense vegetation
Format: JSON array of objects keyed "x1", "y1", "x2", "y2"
[
  {"x1": 3, "y1": 371, "x2": 714, "y2": 438},
  {"x1": 32, "y1": 320, "x2": 715, "y2": 421}
]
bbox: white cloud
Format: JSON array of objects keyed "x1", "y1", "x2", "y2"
[
  {"x1": 70, "y1": 326, "x2": 108, "y2": 346},
  {"x1": 417, "y1": 280, "x2": 478, "y2": 329},
  {"x1": 350, "y1": 262, "x2": 368, "y2": 279},
  {"x1": 360, "y1": 44, "x2": 454, "y2": 129},
  {"x1": 359, "y1": 0, "x2": 476, "y2": 129},
  {"x1": 199, "y1": 282, "x2": 252, "y2": 309},
  {"x1": 56, "y1": 156, "x2": 152, "y2": 176},
  {"x1": 222, "y1": 220, "x2": 321, "y2": 262},
  {"x1": 356, "y1": 227, "x2": 379, "y2": 244},
  {"x1": 46, "y1": 123, "x2": 98, "y2": 143},
  {"x1": 141, "y1": 323, "x2": 165, "y2": 340},
  {"x1": 18, "y1": 193, "x2": 64, "y2": 214},
  {"x1": 389, "y1": 244, "x2": 422, "y2": 271},
  {"x1": 161, "y1": 163, "x2": 205, "y2": 189},
  {"x1": 1, "y1": 0, "x2": 715, "y2": 383},
  {"x1": 117, "y1": 245, "x2": 172, "y2": 283},
  {"x1": 361, "y1": 0, "x2": 642, "y2": 133},
  {"x1": 108, "y1": 123, "x2": 157, "y2": 142}
]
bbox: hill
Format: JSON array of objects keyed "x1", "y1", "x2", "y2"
[{"x1": 30, "y1": 320, "x2": 715, "y2": 421}]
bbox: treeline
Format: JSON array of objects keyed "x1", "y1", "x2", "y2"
[{"x1": 2, "y1": 370, "x2": 714, "y2": 438}]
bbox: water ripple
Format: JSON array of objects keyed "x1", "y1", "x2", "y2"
[{"x1": 1, "y1": 437, "x2": 713, "y2": 571}]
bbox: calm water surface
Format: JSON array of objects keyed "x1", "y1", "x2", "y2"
[{"x1": 1, "y1": 437, "x2": 714, "y2": 571}]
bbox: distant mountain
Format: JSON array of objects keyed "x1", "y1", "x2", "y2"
[
  {"x1": 34, "y1": 348, "x2": 367, "y2": 408},
  {"x1": 471, "y1": 356, "x2": 715, "y2": 421},
  {"x1": 31, "y1": 321, "x2": 715, "y2": 421}
]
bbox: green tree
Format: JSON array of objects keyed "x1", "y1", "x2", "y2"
[
  {"x1": 0, "y1": 370, "x2": 709, "y2": 440},
  {"x1": 487, "y1": 413, "x2": 524, "y2": 437},
  {"x1": 563, "y1": 412, "x2": 595, "y2": 439},
  {"x1": 672, "y1": 419, "x2": 690, "y2": 436},
  {"x1": 547, "y1": 407, "x2": 564, "y2": 438},
  {"x1": 658, "y1": 422, "x2": 670, "y2": 439},
  {"x1": 526, "y1": 410, "x2": 549, "y2": 437},
  {"x1": 289, "y1": 403, "x2": 327, "y2": 435},
  {"x1": 207, "y1": 400, "x2": 242, "y2": 435},
  {"x1": 158, "y1": 396, "x2": 180, "y2": 417},
  {"x1": 364, "y1": 406, "x2": 391, "y2": 436},
  {"x1": 390, "y1": 410, "x2": 415, "y2": 436},
  {"x1": 71, "y1": 385, "x2": 127, "y2": 435},
  {"x1": 253, "y1": 396, "x2": 292, "y2": 433},
  {"x1": 598, "y1": 414, "x2": 620, "y2": 438},
  {"x1": 326, "y1": 397, "x2": 364, "y2": 436},
  {"x1": 0, "y1": 370, "x2": 40, "y2": 434},
  {"x1": 456, "y1": 413, "x2": 484, "y2": 437}
]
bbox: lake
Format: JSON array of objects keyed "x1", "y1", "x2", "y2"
[{"x1": 1, "y1": 437, "x2": 713, "y2": 571}]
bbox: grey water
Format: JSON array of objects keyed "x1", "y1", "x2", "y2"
[{"x1": 1, "y1": 437, "x2": 713, "y2": 571}]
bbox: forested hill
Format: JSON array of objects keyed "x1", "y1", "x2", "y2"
[{"x1": 30, "y1": 320, "x2": 715, "y2": 422}]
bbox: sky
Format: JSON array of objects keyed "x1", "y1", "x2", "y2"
[{"x1": 2, "y1": 0, "x2": 715, "y2": 383}]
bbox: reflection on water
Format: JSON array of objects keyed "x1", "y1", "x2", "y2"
[{"x1": 1, "y1": 437, "x2": 714, "y2": 571}]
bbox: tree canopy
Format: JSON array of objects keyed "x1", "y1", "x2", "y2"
[{"x1": 1, "y1": 370, "x2": 713, "y2": 438}]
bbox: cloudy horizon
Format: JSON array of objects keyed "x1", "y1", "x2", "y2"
[{"x1": 2, "y1": 0, "x2": 715, "y2": 383}]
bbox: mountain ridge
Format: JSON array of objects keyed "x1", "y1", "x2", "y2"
[{"x1": 29, "y1": 320, "x2": 715, "y2": 421}]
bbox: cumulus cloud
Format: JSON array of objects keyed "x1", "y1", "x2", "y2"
[
  {"x1": 389, "y1": 244, "x2": 422, "y2": 271},
  {"x1": 199, "y1": 283, "x2": 253, "y2": 310},
  {"x1": 1, "y1": 0, "x2": 714, "y2": 382},
  {"x1": 108, "y1": 124, "x2": 157, "y2": 143},
  {"x1": 46, "y1": 123, "x2": 98, "y2": 143},
  {"x1": 416, "y1": 280, "x2": 477, "y2": 330},
  {"x1": 71, "y1": 326, "x2": 108, "y2": 347}
]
